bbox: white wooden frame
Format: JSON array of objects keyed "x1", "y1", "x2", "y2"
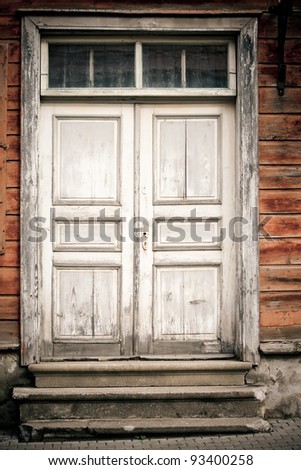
[
  {"x1": 41, "y1": 36, "x2": 236, "y2": 97},
  {"x1": 21, "y1": 15, "x2": 259, "y2": 365}
]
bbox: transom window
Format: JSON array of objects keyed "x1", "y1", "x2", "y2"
[{"x1": 41, "y1": 37, "x2": 236, "y2": 97}]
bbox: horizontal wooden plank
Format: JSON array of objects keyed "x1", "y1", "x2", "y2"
[
  {"x1": 260, "y1": 215, "x2": 301, "y2": 237},
  {"x1": 7, "y1": 110, "x2": 20, "y2": 135},
  {"x1": 259, "y1": 39, "x2": 301, "y2": 64},
  {"x1": 6, "y1": 160, "x2": 20, "y2": 188},
  {"x1": 259, "y1": 166, "x2": 301, "y2": 189},
  {"x1": 260, "y1": 325, "x2": 301, "y2": 341},
  {"x1": 7, "y1": 86, "x2": 20, "y2": 110},
  {"x1": 0, "y1": 267, "x2": 20, "y2": 294},
  {"x1": 0, "y1": 241, "x2": 19, "y2": 266},
  {"x1": 261, "y1": 312, "x2": 301, "y2": 327},
  {"x1": 5, "y1": 215, "x2": 19, "y2": 240},
  {"x1": 260, "y1": 142, "x2": 301, "y2": 165},
  {"x1": 258, "y1": 13, "x2": 301, "y2": 39},
  {"x1": 0, "y1": 319, "x2": 19, "y2": 346},
  {"x1": 0, "y1": 295, "x2": 19, "y2": 320},
  {"x1": 260, "y1": 190, "x2": 301, "y2": 213},
  {"x1": 7, "y1": 62, "x2": 20, "y2": 86},
  {"x1": 0, "y1": 17, "x2": 20, "y2": 39},
  {"x1": 260, "y1": 266, "x2": 301, "y2": 291},
  {"x1": 259, "y1": 115, "x2": 301, "y2": 140},
  {"x1": 259, "y1": 88, "x2": 301, "y2": 114},
  {"x1": 260, "y1": 291, "x2": 301, "y2": 315},
  {"x1": 0, "y1": 1, "x2": 273, "y2": 16},
  {"x1": 259, "y1": 65, "x2": 301, "y2": 87},
  {"x1": 6, "y1": 187, "x2": 19, "y2": 214},
  {"x1": 7, "y1": 135, "x2": 19, "y2": 160},
  {"x1": 260, "y1": 238, "x2": 301, "y2": 264}
]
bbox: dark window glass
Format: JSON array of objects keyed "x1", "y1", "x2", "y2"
[
  {"x1": 49, "y1": 45, "x2": 90, "y2": 87},
  {"x1": 186, "y1": 45, "x2": 228, "y2": 88},
  {"x1": 94, "y1": 44, "x2": 135, "y2": 87},
  {"x1": 143, "y1": 44, "x2": 182, "y2": 87}
]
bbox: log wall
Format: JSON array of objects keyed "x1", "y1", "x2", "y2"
[{"x1": 0, "y1": 0, "x2": 300, "y2": 351}]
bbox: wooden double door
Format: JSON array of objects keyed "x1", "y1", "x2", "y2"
[{"x1": 38, "y1": 102, "x2": 236, "y2": 359}]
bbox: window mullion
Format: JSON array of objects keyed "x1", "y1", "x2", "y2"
[
  {"x1": 89, "y1": 47, "x2": 94, "y2": 87},
  {"x1": 135, "y1": 42, "x2": 142, "y2": 89},
  {"x1": 181, "y1": 48, "x2": 186, "y2": 88}
]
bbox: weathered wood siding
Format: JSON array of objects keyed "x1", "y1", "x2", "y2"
[
  {"x1": 258, "y1": 10, "x2": 301, "y2": 343},
  {"x1": 0, "y1": 0, "x2": 300, "y2": 350}
]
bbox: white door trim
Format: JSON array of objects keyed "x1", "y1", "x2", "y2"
[{"x1": 21, "y1": 15, "x2": 259, "y2": 364}]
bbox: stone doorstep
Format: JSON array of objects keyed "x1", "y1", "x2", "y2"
[
  {"x1": 28, "y1": 360, "x2": 253, "y2": 387},
  {"x1": 19, "y1": 418, "x2": 271, "y2": 442},
  {"x1": 13, "y1": 385, "x2": 265, "y2": 401},
  {"x1": 14, "y1": 385, "x2": 266, "y2": 422}
]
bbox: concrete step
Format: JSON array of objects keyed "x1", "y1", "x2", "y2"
[
  {"x1": 14, "y1": 385, "x2": 265, "y2": 421},
  {"x1": 19, "y1": 417, "x2": 271, "y2": 442},
  {"x1": 28, "y1": 360, "x2": 252, "y2": 387}
]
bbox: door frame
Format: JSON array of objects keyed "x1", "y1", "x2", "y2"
[{"x1": 20, "y1": 14, "x2": 259, "y2": 365}]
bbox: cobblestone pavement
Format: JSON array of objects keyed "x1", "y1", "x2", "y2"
[{"x1": 0, "y1": 419, "x2": 301, "y2": 450}]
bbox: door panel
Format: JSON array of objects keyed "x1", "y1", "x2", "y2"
[
  {"x1": 39, "y1": 102, "x2": 235, "y2": 359},
  {"x1": 137, "y1": 104, "x2": 235, "y2": 355},
  {"x1": 39, "y1": 104, "x2": 134, "y2": 359}
]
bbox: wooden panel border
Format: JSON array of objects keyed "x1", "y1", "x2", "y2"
[{"x1": 21, "y1": 15, "x2": 259, "y2": 365}]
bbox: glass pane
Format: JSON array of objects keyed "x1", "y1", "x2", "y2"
[
  {"x1": 94, "y1": 44, "x2": 135, "y2": 87},
  {"x1": 49, "y1": 45, "x2": 90, "y2": 87},
  {"x1": 186, "y1": 45, "x2": 228, "y2": 88},
  {"x1": 143, "y1": 44, "x2": 181, "y2": 87}
]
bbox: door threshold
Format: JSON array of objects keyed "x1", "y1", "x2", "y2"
[{"x1": 40, "y1": 353, "x2": 235, "y2": 362}]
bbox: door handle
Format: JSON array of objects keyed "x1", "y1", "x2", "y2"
[{"x1": 142, "y1": 231, "x2": 148, "y2": 250}]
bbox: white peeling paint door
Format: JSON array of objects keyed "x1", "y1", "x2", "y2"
[
  {"x1": 136, "y1": 104, "x2": 236, "y2": 355},
  {"x1": 39, "y1": 103, "x2": 134, "y2": 359},
  {"x1": 38, "y1": 102, "x2": 236, "y2": 360}
]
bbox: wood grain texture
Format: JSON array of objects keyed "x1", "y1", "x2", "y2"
[
  {"x1": 259, "y1": 166, "x2": 301, "y2": 189},
  {"x1": 260, "y1": 325, "x2": 301, "y2": 341},
  {"x1": 0, "y1": 241, "x2": 19, "y2": 266},
  {"x1": 7, "y1": 109, "x2": 19, "y2": 134},
  {"x1": 260, "y1": 215, "x2": 301, "y2": 237},
  {"x1": 0, "y1": 319, "x2": 19, "y2": 345},
  {"x1": 20, "y1": 16, "x2": 40, "y2": 364},
  {"x1": 7, "y1": 135, "x2": 19, "y2": 160},
  {"x1": 259, "y1": 88, "x2": 301, "y2": 114},
  {"x1": 7, "y1": 63, "x2": 20, "y2": 86},
  {"x1": 0, "y1": 17, "x2": 20, "y2": 39},
  {"x1": 5, "y1": 215, "x2": 19, "y2": 240},
  {"x1": 6, "y1": 187, "x2": 19, "y2": 214},
  {"x1": 260, "y1": 142, "x2": 301, "y2": 165},
  {"x1": 260, "y1": 291, "x2": 301, "y2": 316},
  {"x1": 0, "y1": 295, "x2": 19, "y2": 320},
  {"x1": 260, "y1": 266, "x2": 301, "y2": 291},
  {"x1": 259, "y1": 65, "x2": 301, "y2": 87},
  {"x1": 259, "y1": 115, "x2": 301, "y2": 140},
  {"x1": 0, "y1": 267, "x2": 20, "y2": 294},
  {"x1": 0, "y1": 42, "x2": 8, "y2": 254},
  {"x1": 260, "y1": 238, "x2": 301, "y2": 265},
  {"x1": 258, "y1": 39, "x2": 301, "y2": 64},
  {"x1": 7, "y1": 87, "x2": 20, "y2": 110},
  {"x1": 258, "y1": 13, "x2": 301, "y2": 39},
  {"x1": 260, "y1": 190, "x2": 301, "y2": 214},
  {"x1": 6, "y1": 161, "x2": 20, "y2": 187}
]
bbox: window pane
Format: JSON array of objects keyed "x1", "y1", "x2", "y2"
[
  {"x1": 94, "y1": 44, "x2": 135, "y2": 87},
  {"x1": 49, "y1": 45, "x2": 90, "y2": 87},
  {"x1": 143, "y1": 44, "x2": 181, "y2": 87},
  {"x1": 186, "y1": 45, "x2": 228, "y2": 88}
]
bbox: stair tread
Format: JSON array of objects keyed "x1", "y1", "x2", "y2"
[
  {"x1": 21, "y1": 417, "x2": 271, "y2": 436},
  {"x1": 14, "y1": 385, "x2": 265, "y2": 401},
  {"x1": 29, "y1": 360, "x2": 252, "y2": 374}
]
